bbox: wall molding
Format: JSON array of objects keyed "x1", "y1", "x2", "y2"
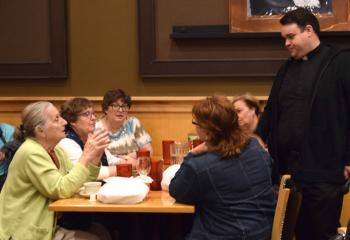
[
  {"x1": 0, "y1": 95, "x2": 349, "y2": 225},
  {"x1": 0, "y1": 96, "x2": 268, "y2": 113}
]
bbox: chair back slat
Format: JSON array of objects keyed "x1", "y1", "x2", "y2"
[{"x1": 271, "y1": 174, "x2": 291, "y2": 240}]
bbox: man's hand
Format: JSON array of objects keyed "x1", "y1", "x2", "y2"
[{"x1": 344, "y1": 165, "x2": 350, "y2": 179}]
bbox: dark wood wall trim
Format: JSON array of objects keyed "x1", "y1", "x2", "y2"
[
  {"x1": 137, "y1": 0, "x2": 284, "y2": 78},
  {"x1": 138, "y1": 0, "x2": 350, "y2": 78},
  {"x1": 170, "y1": 25, "x2": 350, "y2": 39},
  {"x1": 0, "y1": 0, "x2": 68, "y2": 79}
]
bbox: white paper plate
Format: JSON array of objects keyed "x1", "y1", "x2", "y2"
[{"x1": 79, "y1": 190, "x2": 90, "y2": 198}]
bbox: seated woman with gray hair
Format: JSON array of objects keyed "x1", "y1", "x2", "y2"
[{"x1": 0, "y1": 101, "x2": 109, "y2": 240}]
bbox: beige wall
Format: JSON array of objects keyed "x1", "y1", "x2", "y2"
[
  {"x1": 1, "y1": 96, "x2": 350, "y2": 226},
  {"x1": 0, "y1": 0, "x2": 273, "y2": 97},
  {"x1": 1, "y1": 0, "x2": 349, "y2": 227}
]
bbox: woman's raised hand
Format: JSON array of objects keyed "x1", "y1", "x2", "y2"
[{"x1": 80, "y1": 130, "x2": 110, "y2": 166}]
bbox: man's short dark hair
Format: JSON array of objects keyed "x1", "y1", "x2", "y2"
[{"x1": 280, "y1": 7, "x2": 320, "y2": 36}]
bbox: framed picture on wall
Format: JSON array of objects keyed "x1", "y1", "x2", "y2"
[
  {"x1": 138, "y1": 0, "x2": 350, "y2": 78},
  {"x1": 0, "y1": 0, "x2": 67, "y2": 79},
  {"x1": 229, "y1": 0, "x2": 350, "y2": 32}
]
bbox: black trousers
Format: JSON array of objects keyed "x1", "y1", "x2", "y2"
[{"x1": 295, "y1": 181, "x2": 344, "y2": 240}]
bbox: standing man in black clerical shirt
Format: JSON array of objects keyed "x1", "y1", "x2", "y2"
[{"x1": 256, "y1": 7, "x2": 350, "y2": 240}]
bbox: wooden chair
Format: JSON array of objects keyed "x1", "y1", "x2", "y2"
[
  {"x1": 338, "y1": 227, "x2": 347, "y2": 235},
  {"x1": 338, "y1": 223, "x2": 350, "y2": 239},
  {"x1": 271, "y1": 174, "x2": 292, "y2": 240}
]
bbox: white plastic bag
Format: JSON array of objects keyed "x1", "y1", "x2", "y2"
[
  {"x1": 97, "y1": 177, "x2": 150, "y2": 204},
  {"x1": 161, "y1": 164, "x2": 180, "y2": 191}
]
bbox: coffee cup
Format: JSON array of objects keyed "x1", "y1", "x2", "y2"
[{"x1": 83, "y1": 181, "x2": 102, "y2": 194}]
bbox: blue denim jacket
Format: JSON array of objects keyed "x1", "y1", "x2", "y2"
[{"x1": 169, "y1": 138, "x2": 276, "y2": 240}]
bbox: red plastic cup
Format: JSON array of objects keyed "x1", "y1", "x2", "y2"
[
  {"x1": 149, "y1": 159, "x2": 163, "y2": 190},
  {"x1": 137, "y1": 149, "x2": 150, "y2": 157},
  {"x1": 116, "y1": 163, "x2": 132, "y2": 177},
  {"x1": 162, "y1": 140, "x2": 174, "y2": 165}
]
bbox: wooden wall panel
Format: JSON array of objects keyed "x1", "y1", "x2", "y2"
[
  {"x1": 0, "y1": 96, "x2": 267, "y2": 157},
  {"x1": 1, "y1": 96, "x2": 349, "y2": 226},
  {"x1": 0, "y1": 0, "x2": 67, "y2": 79}
]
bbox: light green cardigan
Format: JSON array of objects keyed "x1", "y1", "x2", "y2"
[{"x1": 0, "y1": 138, "x2": 100, "y2": 240}]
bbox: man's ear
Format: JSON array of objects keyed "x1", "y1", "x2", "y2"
[{"x1": 304, "y1": 25, "x2": 314, "y2": 36}]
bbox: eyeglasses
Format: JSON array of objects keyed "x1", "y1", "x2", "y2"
[
  {"x1": 78, "y1": 111, "x2": 95, "y2": 119},
  {"x1": 192, "y1": 119, "x2": 201, "y2": 127},
  {"x1": 110, "y1": 104, "x2": 129, "y2": 112}
]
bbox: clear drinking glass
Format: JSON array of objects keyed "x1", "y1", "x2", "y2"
[
  {"x1": 170, "y1": 141, "x2": 189, "y2": 165},
  {"x1": 136, "y1": 150, "x2": 151, "y2": 176}
]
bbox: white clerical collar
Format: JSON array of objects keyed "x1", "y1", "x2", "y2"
[{"x1": 301, "y1": 56, "x2": 308, "y2": 61}]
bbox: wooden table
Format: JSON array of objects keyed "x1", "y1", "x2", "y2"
[{"x1": 48, "y1": 190, "x2": 195, "y2": 214}]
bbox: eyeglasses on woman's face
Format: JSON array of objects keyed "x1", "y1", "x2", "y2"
[
  {"x1": 78, "y1": 111, "x2": 96, "y2": 119},
  {"x1": 109, "y1": 103, "x2": 129, "y2": 112},
  {"x1": 192, "y1": 119, "x2": 201, "y2": 127}
]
